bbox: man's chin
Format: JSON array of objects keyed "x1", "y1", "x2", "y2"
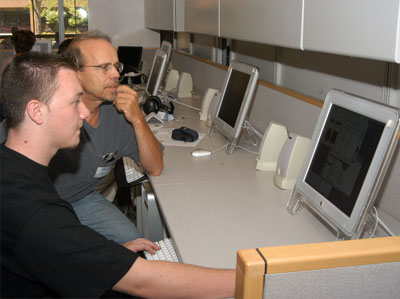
[
  {"x1": 103, "y1": 88, "x2": 117, "y2": 101},
  {"x1": 65, "y1": 140, "x2": 80, "y2": 149},
  {"x1": 101, "y1": 93, "x2": 116, "y2": 102},
  {"x1": 65, "y1": 134, "x2": 82, "y2": 149}
]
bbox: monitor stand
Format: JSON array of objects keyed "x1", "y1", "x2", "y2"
[
  {"x1": 145, "y1": 112, "x2": 163, "y2": 123},
  {"x1": 208, "y1": 123, "x2": 241, "y2": 155},
  {"x1": 287, "y1": 188, "x2": 378, "y2": 240},
  {"x1": 226, "y1": 138, "x2": 239, "y2": 155}
]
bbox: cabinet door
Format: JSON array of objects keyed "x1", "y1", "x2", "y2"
[
  {"x1": 303, "y1": 0, "x2": 400, "y2": 62},
  {"x1": 220, "y1": 0, "x2": 303, "y2": 49},
  {"x1": 145, "y1": 0, "x2": 175, "y2": 31},
  {"x1": 185, "y1": 0, "x2": 220, "y2": 35}
]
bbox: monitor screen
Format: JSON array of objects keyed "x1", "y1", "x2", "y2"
[
  {"x1": 117, "y1": 46, "x2": 143, "y2": 75},
  {"x1": 288, "y1": 90, "x2": 399, "y2": 239},
  {"x1": 217, "y1": 70, "x2": 251, "y2": 128},
  {"x1": 305, "y1": 105, "x2": 384, "y2": 217},
  {"x1": 145, "y1": 49, "x2": 168, "y2": 97},
  {"x1": 212, "y1": 60, "x2": 259, "y2": 154},
  {"x1": 31, "y1": 39, "x2": 52, "y2": 54}
]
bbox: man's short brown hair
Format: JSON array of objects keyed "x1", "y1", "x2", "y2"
[{"x1": 0, "y1": 52, "x2": 77, "y2": 128}]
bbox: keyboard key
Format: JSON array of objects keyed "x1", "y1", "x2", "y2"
[
  {"x1": 123, "y1": 156, "x2": 146, "y2": 183},
  {"x1": 144, "y1": 238, "x2": 179, "y2": 262}
]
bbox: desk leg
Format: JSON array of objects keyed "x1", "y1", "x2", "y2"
[{"x1": 140, "y1": 182, "x2": 165, "y2": 242}]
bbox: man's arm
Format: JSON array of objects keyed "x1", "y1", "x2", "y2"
[
  {"x1": 113, "y1": 257, "x2": 236, "y2": 299},
  {"x1": 114, "y1": 85, "x2": 163, "y2": 176}
]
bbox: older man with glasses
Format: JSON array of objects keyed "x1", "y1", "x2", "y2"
[{"x1": 48, "y1": 31, "x2": 163, "y2": 244}]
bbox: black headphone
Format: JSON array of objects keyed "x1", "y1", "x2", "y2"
[{"x1": 143, "y1": 95, "x2": 175, "y2": 115}]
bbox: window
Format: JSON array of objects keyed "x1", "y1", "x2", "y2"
[
  {"x1": 0, "y1": 0, "x2": 88, "y2": 50},
  {"x1": 0, "y1": 8, "x2": 31, "y2": 32}
]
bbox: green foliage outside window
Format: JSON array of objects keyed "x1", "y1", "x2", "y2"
[{"x1": 32, "y1": 0, "x2": 88, "y2": 34}]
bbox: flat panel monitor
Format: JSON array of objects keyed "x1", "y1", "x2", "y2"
[
  {"x1": 117, "y1": 46, "x2": 143, "y2": 75},
  {"x1": 144, "y1": 49, "x2": 168, "y2": 98},
  {"x1": 288, "y1": 90, "x2": 399, "y2": 239},
  {"x1": 212, "y1": 60, "x2": 259, "y2": 154},
  {"x1": 31, "y1": 39, "x2": 52, "y2": 54}
]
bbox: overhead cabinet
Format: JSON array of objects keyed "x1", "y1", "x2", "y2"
[
  {"x1": 303, "y1": 0, "x2": 400, "y2": 62},
  {"x1": 145, "y1": 0, "x2": 400, "y2": 63},
  {"x1": 144, "y1": 0, "x2": 184, "y2": 32},
  {"x1": 184, "y1": 0, "x2": 220, "y2": 36},
  {"x1": 219, "y1": 0, "x2": 304, "y2": 49}
]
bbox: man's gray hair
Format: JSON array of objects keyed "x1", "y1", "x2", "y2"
[{"x1": 65, "y1": 30, "x2": 112, "y2": 67}]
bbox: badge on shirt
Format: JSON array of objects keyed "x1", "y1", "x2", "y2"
[{"x1": 94, "y1": 166, "x2": 112, "y2": 178}]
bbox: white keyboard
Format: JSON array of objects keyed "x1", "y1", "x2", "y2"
[
  {"x1": 144, "y1": 238, "x2": 179, "y2": 262},
  {"x1": 123, "y1": 156, "x2": 146, "y2": 184}
]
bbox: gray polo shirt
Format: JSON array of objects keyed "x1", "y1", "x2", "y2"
[{"x1": 48, "y1": 103, "x2": 139, "y2": 202}]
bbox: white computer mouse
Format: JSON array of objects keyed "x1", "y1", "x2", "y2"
[{"x1": 191, "y1": 149, "x2": 212, "y2": 158}]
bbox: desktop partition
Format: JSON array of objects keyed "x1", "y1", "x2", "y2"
[{"x1": 235, "y1": 236, "x2": 400, "y2": 298}]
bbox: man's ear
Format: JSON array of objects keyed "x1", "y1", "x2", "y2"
[{"x1": 26, "y1": 99, "x2": 46, "y2": 125}]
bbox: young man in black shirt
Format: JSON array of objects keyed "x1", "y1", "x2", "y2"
[{"x1": 0, "y1": 52, "x2": 235, "y2": 298}]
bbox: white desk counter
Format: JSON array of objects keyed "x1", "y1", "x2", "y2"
[{"x1": 148, "y1": 97, "x2": 335, "y2": 269}]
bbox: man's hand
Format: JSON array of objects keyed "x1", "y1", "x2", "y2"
[
  {"x1": 123, "y1": 238, "x2": 161, "y2": 254},
  {"x1": 113, "y1": 85, "x2": 142, "y2": 124}
]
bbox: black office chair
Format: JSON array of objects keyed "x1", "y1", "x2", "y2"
[{"x1": 113, "y1": 157, "x2": 147, "y2": 222}]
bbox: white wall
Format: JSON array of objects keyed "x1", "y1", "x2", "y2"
[
  {"x1": 227, "y1": 39, "x2": 400, "y2": 108},
  {"x1": 183, "y1": 34, "x2": 400, "y2": 109},
  {"x1": 88, "y1": 0, "x2": 160, "y2": 47}
]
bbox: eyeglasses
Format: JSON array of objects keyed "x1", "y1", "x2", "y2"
[{"x1": 80, "y1": 62, "x2": 124, "y2": 74}]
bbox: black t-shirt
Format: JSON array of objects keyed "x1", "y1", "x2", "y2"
[{"x1": 0, "y1": 144, "x2": 139, "y2": 297}]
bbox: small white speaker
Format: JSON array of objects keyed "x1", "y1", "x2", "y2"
[
  {"x1": 256, "y1": 121, "x2": 288, "y2": 171},
  {"x1": 206, "y1": 92, "x2": 220, "y2": 127},
  {"x1": 177, "y1": 72, "x2": 193, "y2": 98},
  {"x1": 200, "y1": 88, "x2": 219, "y2": 121},
  {"x1": 165, "y1": 69, "x2": 179, "y2": 91},
  {"x1": 274, "y1": 133, "x2": 310, "y2": 190}
]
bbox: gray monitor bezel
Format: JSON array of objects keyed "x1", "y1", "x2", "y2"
[
  {"x1": 31, "y1": 39, "x2": 52, "y2": 54},
  {"x1": 160, "y1": 41, "x2": 172, "y2": 63},
  {"x1": 212, "y1": 60, "x2": 259, "y2": 154},
  {"x1": 144, "y1": 49, "x2": 168, "y2": 98},
  {"x1": 290, "y1": 89, "x2": 399, "y2": 238}
]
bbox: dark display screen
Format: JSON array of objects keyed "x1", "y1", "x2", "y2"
[
  {"x1": 218, "y1": 70, "x2": 251, "y2": 128},
  {"x1": 305, "y1": 105, "x2": 385, "y2": 217}
]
